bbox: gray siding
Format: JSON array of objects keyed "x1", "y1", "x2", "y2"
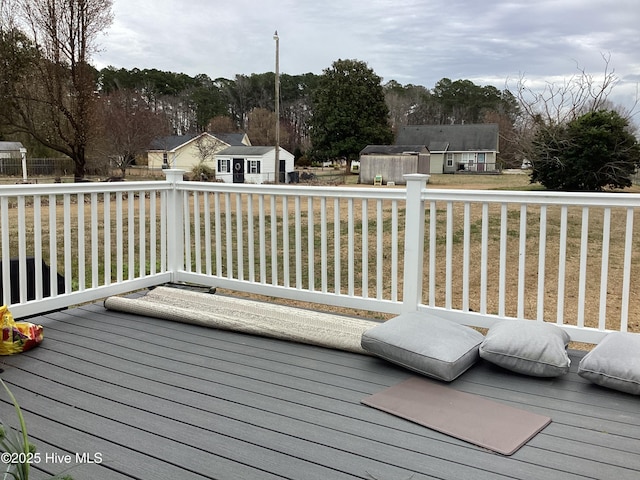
[{"x1": 360, "y1": 155, "x2": 418, "y2": 184}]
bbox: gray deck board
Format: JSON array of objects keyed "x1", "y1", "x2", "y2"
[{"x1": 1, "y1": 295, "x2": 639, "y2": 480}]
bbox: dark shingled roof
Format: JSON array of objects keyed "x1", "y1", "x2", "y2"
[
  {"x1": 360, "y1": 145, "x2": 428, "y2": 155},
  {"x1": 149, "y1": 134, "x2": 197, "y2": 151},
  {"x1": 216, "y1": 146, "x2": 275, "y2": 156},
  {"x1": 396, "y1": 124, "x2": 499, "y2": 152},
  {"x1": 149, "y1": 132, "x2": 247, "y2": 151},
  {"x1": 215, "y1": 133, "x2": 248, "y2": 146}
]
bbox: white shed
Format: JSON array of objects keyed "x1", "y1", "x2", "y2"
[
  {"x1": 0, "y1": 141, "x2": 28, "y2": 180},
  {"x1": 214, "y1": 146, "x2": 295, "y2": 184},
  {"x1": 0, "y1": 141, "x2": 26, "y2": 159}
]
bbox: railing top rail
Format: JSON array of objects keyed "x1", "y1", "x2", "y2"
[
  {"x1": 421, "y1": 188, "x2": 640, "y2": 208},
  {"x1": 177, "y1": 180, "x2": 408, "y2": 200},
  {"x1": 0, "y1": 181, "x2": 172, "y2": 197},
  {"x1": 4, "y1": 177, "x2": 640, "y2": 208}
]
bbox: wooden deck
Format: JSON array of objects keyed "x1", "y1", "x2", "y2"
[{"x1": 1, "y1": 295, "x2": 639, "y2": 480}]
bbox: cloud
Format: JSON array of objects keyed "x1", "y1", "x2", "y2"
[{"x1": 94, "y1": 0, "x2": 640, "y2": 113}]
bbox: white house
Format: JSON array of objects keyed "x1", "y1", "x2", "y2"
[
  {"x1": 147, "y1": 132, "x2": 251, "y2": 171},
  {"x1": 214, "y1": 146, "x2": 295, "y2": 184}
]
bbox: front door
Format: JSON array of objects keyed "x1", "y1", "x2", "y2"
[
  {"x1": 477, "y1": 153, "x2": 485, "y2": 172},
  {"x1": 233, "y1": 158, "x2": 244, "y2": 183},
  {"x1": 279, "y1": 159, "x2": 286, "y2": 183}
]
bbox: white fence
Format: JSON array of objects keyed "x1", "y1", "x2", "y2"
[{"x1": 1, "y1": 170, "x2": 639, "y2": 343}]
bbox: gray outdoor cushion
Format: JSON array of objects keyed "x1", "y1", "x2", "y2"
[
  {"x1": 578, "y1": 332, "x2": 640, "y2": 395},
  {"x1": 479, "y1": 321, "x2": 571, "y2": 377},
  {"x1": 360, "y1": 311, "x2": 484, "y2": 382}
]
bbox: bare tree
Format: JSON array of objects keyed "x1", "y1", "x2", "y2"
[
  {"x1": 0, "y1": 0, "x2": 113, "y2": 180},
  {"x1": 483, "y1": 110, "x2": 520, "y2": 168},
  {"x1": 207, "y1": 115, "x2": 239, "y2": 133},
  {"x1": 190, "y1": 133, "x2": 227, "y2": 181},
  {"x1": 97, "y1": 89, "x2": 170, "y2": 177},
  {"x1": 384, "y1": 81, "x2": 431, "y2": 136},
  {"x1": 194, "y1": 133, "x2": 224, "y2": 163},
  {"x1": 247, "y1": 108, "x2": 290, "y2": 147},
  {"x1": 508, "y1": 54, "x2": 637, "y2": 165},
  {"x1": 513, "y1": 55, "x2": 621, "y2": 127}
]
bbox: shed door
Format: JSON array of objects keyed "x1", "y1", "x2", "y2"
[{"x1": 233, "y1": 158, "x2": 244, "y2": 183}]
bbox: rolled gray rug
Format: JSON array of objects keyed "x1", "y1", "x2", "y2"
[{"x1": 104, "y1": 286, "x2": 378, "y2": 354}]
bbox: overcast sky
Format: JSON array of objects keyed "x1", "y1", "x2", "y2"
[{"x1": 94, "y1": 0, "x2": 639, "y2": 116}]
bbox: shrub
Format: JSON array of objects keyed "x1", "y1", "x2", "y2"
[
  {"x1": 191, "y1": 163, "x2": 216, "y2": 181},
  {"x1": 530, "y1": 110, "x2": 640, "y2": 191}
]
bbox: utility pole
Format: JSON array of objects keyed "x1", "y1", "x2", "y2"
[{"x1": 273, "y1": 30, "x2": 280, "y2": 184}]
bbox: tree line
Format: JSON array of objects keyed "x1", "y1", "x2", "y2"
[{"x1": 96, "y1": 66, "x2": 522, "y2": 163}]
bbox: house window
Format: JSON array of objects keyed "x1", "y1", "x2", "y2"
[
  {"x1": 162, "y1": 152, "x2": 168, "y2": 168},
  {"x1": 446, "y1": 153, "x2": 453, "y2": 167},
  {"x1": 218, "y1": 159, "x2": 231, "y2": 173},
  {"x1": 248, "y1": 160, "x2": 261, "y2": 174},
  {"x1": 461, "y1": 153, "x2": 476, "y2": 169}
]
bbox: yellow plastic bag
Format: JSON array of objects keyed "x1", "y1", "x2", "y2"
[{"x1": 0, "y1": 305, "x2": 43, "y2": 355}]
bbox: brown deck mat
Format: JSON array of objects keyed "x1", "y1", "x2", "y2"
[{"x1": 362, "y1": 377, "x2": 551, "y2": 455}]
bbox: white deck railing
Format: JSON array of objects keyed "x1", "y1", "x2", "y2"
[
  {"x1": 2, "y1": 170, "x2": 639, "y2": 343},
  {"x1": 1, "y1": 180, "x2": 173, "y2": 317}
]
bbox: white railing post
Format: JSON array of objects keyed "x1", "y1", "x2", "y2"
[
  {"x1": 164, "y1": 169, "x2": 186, "y2": 281},
  {"x1": 402, "y1": 174, "x2": 429, "y2": 313}
]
